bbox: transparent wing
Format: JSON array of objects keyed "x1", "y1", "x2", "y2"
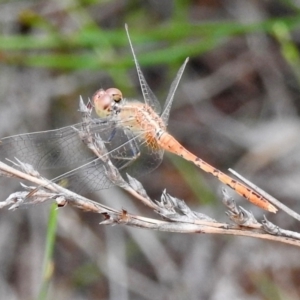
[
  {"x1": 55, "y1": 158, "x2": 115, "y2": 193},
  {"x1": 0, "y1": 124, "x2": 92, "y2": 171},
  {"x1": 0, "y1": 120, "x2": 114, "y2": 172},
  {"x1": 116, "y1": 129, "x2": 164, "y2": 177},
  {"x1": 53, "y1": 128, "x2": 164, "y2": 194},
  {"x1": 0, "y1": 118, "x2": 164, "y2": 194},
  {"x1": 125, "y1": 24, "x2": 161, "y2": 114},
  {"x1": 161, "y1": 58, "x2": 189, "y2": 125}
]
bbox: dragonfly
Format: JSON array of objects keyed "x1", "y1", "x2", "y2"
[{"x1": 0, "y1": 25, "x2": 277, "y2": 213}]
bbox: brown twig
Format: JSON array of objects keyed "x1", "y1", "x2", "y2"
[
  {"x1": 229, "y1": 168, "x2": 300, "y2": 221},
  {"x1": 0, "y1": 160, "x2": 300, "y2": 247}
]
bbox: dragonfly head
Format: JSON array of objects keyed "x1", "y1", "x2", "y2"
[{"x1": 93, "y1": 88, "x2": 123, "y2": 118}]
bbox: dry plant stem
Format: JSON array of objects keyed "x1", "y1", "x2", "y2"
[
  {"x1": 121, "y1": 183, "x2": 158, "y2": 210},
  {"x1": 0, "y1": 161, "x2": 118, "y2": 214},
  {"x1": 105, "y1": 211, "x2": 300, "y2": 247},
  {"x1": 77, "y1": 98, "x2": 159, "y2": 211},
  {"x1": 1, "y1": 162, "x2": 300, "y2": 247},
  {"x1": 229, "y1": 168, "x2": 300, "y2": 221},
  {"x1": 84, "y1": 135, "x2": 158, "y2": 210},
  {"x1": 0, "y1": 160, "x2": 225, "y2": 228}
]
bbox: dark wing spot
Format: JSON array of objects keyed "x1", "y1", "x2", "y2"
[{"x1": 213, "y1": 169, "x2": 219, "y2": 176}]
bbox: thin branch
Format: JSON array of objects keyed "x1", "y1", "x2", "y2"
[
  {"x1": 229, "y1": 168, "x2": 300, "y2": 221},
  {"x1": 0, "y1": 160, "x2": 300, "y2": 247}
]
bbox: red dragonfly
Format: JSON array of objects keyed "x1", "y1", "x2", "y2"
[{"x1": 0, "y1": 25, "x2": 277, "y2": 213}]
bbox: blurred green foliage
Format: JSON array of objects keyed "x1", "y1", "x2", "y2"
[
  {"x1": 38, "y1": 203, "x2": 58, "y2": 300},
  {"x1": 0, "y1": 11, "x2": 300, "y2": 70}
]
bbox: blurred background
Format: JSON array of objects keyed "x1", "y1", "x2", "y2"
[{"x1": 0, "y1": 0, "x2": 300, "y2": 299}]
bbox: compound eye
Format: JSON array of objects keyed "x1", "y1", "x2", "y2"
[
  {"x1": 92, "y1": 89, "x2": 113, "y2": 117},
  {"x1": 105, "y1": 88, "x2": 123, "y2": 102}
]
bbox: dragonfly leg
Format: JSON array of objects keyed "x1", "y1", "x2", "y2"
[
  {"x1": 110, "y1": 137, "x2": 141, "y2": 170},
  {"x1": 107, "y1": 127, "x2": 117, "y2": 143}
]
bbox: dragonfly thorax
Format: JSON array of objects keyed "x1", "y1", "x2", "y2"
[
  {"x1": 93, "y1": 87, "x2": 167, "y2": 151},
  {"x1": 118, "y1": 100, "x2": 166, "y2": 147}
]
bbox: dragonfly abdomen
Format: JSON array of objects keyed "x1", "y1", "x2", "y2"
[{"x1": 158, "y1": 132, "x2": 277, "y2": 213}]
